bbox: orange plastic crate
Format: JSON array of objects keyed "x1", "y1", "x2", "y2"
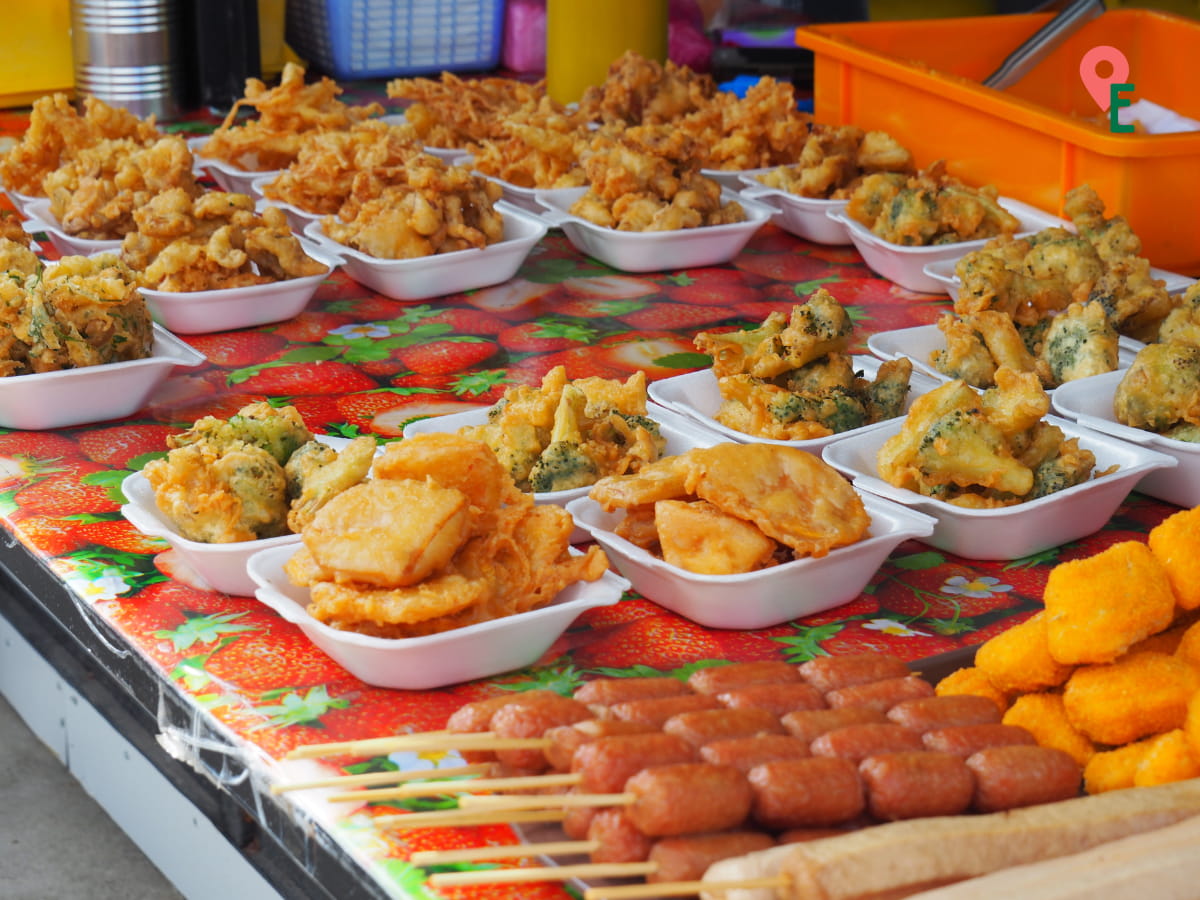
[{"x1": 794, "y1": 9, "x2": 1200, "y2": 275}]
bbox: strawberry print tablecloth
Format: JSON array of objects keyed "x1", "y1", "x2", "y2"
[{"x1": 0, "y1": 90, "x2": 1182, "y2": 899}]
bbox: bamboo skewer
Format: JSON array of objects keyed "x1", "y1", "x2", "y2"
[
  {"x1": 285, "y1": 731, "x2": 548, "y2": 759},
  {"x1": 372, "y1": 807, "x2": 566, "y2": 830},
  {"x1": 327, "y1": 771, "x2": 582, "y2": 803},
  {"x1": 583, "y1": 876, "x2": 787, "y2": 899},
  {"x1": 458, "y1": 791, "x2": 632, "y2": 811},
  {"x1": 271, "y1": 763, "x2": 493, "y2": 794},
  {"x1": 410, "y1": 840, "x2": 599, "y2": 865},
  {"x1": 428, "y1": 862, "x2": 659, "y2": 887}
]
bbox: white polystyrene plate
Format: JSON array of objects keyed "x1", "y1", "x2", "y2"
[
  {"x1": 921, "y1": 257, "x2": 1197, "y2": 303},
  {"x1": 187, "y1": 136, "x2": 282, "y2": 196},
  {"x1": 451, "y1": 153, "x2": 582, "y2": 215},
  {"x1": 21, "y1": 198, "x2": 122, "y2": 255},
  {"x1": 302, "y1": 201, "x2": 547, "y2": 301},
  {"x1": 821, "y1": 414, "x2": 1177, "y2": 561},
  {"x1": 249, "y1": 174, "x2": 324, "y2": 234},
  {"x1": 140, "y1": 244, "x2": 338, "y2": 334},
  {"x1": 646, "y1": 355, "x2": 943, "y2": 454},
  {"x1": 737, "y1": 170, "x2": 852, "y2": 245},
  {"x1": 865, "y1": 324, "x2": 1141, "y2": 389},
  {"x1": 246, "y1": 543, "x2": 630, "y2": 690},
  {"x1": 566, "y1": 490, "x2": 935, "y2": 630},
  {"x1": 1051, "y1": 369, "x2": 1200, "y2": 509},
  {"x1": 5, "y1": 188, "x2": 40, "y2": 217},
  {"x1": 826, "y1": 198, "x2": 1066, "y2": 293},
  {"x1": 0, "y1": 324, "x2": 204, "y2": 430},
  {"x1": 532, "y1": 188, "x2": 773, "y2": 273}
]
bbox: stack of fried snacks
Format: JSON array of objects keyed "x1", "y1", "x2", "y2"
[
  {"x1": 459, "y1": 365, "x2": 666, "y2": 493},
  {"x1": 847, "y1": 160, "x2": 1019, "y2": 246},
  {"x1": 0, "y1": 251, "x2": 152, "y2": 377},
  {"x1": 0, "y1": 94, "x2": 160, "y2": 197},
  {"x1": 695, "y1": 289, "x2": 913, "y2": 440},
  {"x1": 285, "y1": 432, "x2": 609, "y2": 638},
  {"x1": 143, "y1": 403, "x2": 376, "y2": 542},
  {"x1": 322, "y1": 153, "x2": 504, "y2": 259},
  {"x1": 386, "y1": 72, "x2": 548, "y2": 148},
  {"x1": 577, "y1": 50, "x2": 715, "y2": 127},
  {"x1": 754, "y1": 124, "x2": 914, "y2": 199},
  {"x1": 937, "y1": 504, "x2": 1200, "y2": 793},
  {"x1": 121, "y1": 188, "x2": 327, "y2": 291},
  {"x1": 589, "y1": 442, "x2": 871, "y2": 574},
  {"x1": 467, "y1": 98, "x2": 592, "y2": 189},
  {"x1": 877, "y1": 367, "x2": 1107, "y2": 508},
  {"x1": 198, "y1": 62, "x2": 384, "y2": 171}
]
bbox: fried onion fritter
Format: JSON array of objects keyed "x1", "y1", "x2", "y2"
[{"x1": 387, "y1": 72, "x2": 549, "y2": 148}]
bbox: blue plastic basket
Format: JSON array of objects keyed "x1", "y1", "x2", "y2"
[{"x1": 285, "y1": 0, "x2": 506, "y2": 80}]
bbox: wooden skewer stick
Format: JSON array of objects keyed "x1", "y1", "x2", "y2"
[
  {"x1": 328, "y1": 771, "x2": 582, "y2": 803},
  {"x1": 458, "y1": 791, "x2": 631, "y2": 811},
  {"x1": 410, "y1": 840, "x2": 599, "y2": 865},
  {"x1": 285, "y1": 731, "x2": 548, "y2": 760},
  {"x1": 371, "y1": 807, "x2": 566, "y2": 830},
  {"x1": 271, "y1": 763, "x2": 492, "y2": 794},
  {"x1": 429, "y1": 862, "x2": 659, "y2": 887},
  {"x1": 583, "y1": 875, "x2": 787, "y2": 899}
]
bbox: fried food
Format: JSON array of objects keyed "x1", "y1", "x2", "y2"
[
  {"x1": 198, "y1": 62, "x2": 384, "y2": 171},
  {"x1": 0, "y1": 94, "x2": 160, "y2": 197},
  {"x1": 1159, "y1": 280, "x2": 1200, "y2": 348},
  {"x1": 589, "y1": 443, "x2": 870, "y2": 570},
  {"x1": 877, "y1": 368, "x2": 1102, "y2": 507},
  {"x1": 322, "y1": 153, "x2": 504, "y2": 259},
  {"x1": 1148, "y1": 505, "x2": 1200, "y2": 610},
  {"x1": 578, "y1": 50, "x2": 715, "y2": 127},
  {"x1": 121, "y1": 188, "x2": 327, "y2": 291},
  {"x1": 459, "y1": 366, "x2": 667, "y2": 493},
  {"x1": 42, "y1": 134, "x2": 200, "y2": 239},
  {"x1": 468, "y1": 100, "x2": 592, "y2": 189},
  {"x1": 143, "y1": 403, "x2": 371, "y2": 544},
  {"x1": 755, "y1": 125, "x2": 913, "y2": 198},
  {"x1": 1062, "y1": 651, "x2": 1200, "y2": 745},
  {"x1": 387, "y1": 72, "x2": 549, "y2": 147},
  {"x1": 654, "y1": 498, "x2": 780, "y2": 575},
  {"x1": 1113, "y1": 341, "x2": 1200, "y2": 438},
  {"x1": 846, "y1": 160, "x2": 1019, "y2": 246},
  {"x1": 0, "y1": 253, "x2": 152, "y2": 377},
  {"x1": 974, "y1": 611, "x2": 1073, "y2": 694},
  {"x1": 287, "y1": 431, "x2": 609, "y2": 638},
  {"x1": 1002, "y1": 693, "x2": 1095, "y2": 767},
  {"x1": 695, "y1": 291, "x2": 913, "y2": 440}
]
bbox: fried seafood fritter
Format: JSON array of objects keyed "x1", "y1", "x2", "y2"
[
  {"x1": 755, "y1": 125, "x2": 913, "y2": 199},
  {"x1": 121, "y1": 188, "x2": 326, "y2": 291},
  {"x1": 286, "y1": 432, "x2": 610, "y2": 638},
  {"x1": 0, "y1": 94, "x2": 160, "y2": 197},
  {"x1": 578, "y1": 50, "x2": 715, "y2": 127},
  {"x1": 198, "y1": 62, "x2": 384, "y2": 171},
  {"x1": 0, "y1": 253, "x2": 152, "y2": 377},
  {"x1": 468, "y1": 99, "x2": 592, "y2": 189},
  {"x1": 387, "y1": 72, "x2": 549, "y2": 148},
  {"x1": 590, "y1": 443, "x2": 870, "y2": 570},
  {"x1": 322, "y1": 154, "x2": 504, "y2": 259}
]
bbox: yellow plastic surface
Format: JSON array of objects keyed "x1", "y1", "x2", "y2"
[
  {"x1": 795, "y1": 9, "x2": 1200, "y2": 274},
  {"x1": 546, "y1": 0, "x2": 669, "y2": 104},
  {"x1": 3, "y1": 1, "x2": 74, "y2": 108}
]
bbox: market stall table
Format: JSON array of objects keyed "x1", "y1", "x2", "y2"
[{"x1": 0, "y1": 92, "x2": 1183, "y2": 900}]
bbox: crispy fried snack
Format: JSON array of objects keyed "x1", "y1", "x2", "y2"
[
  {"x1": 1177, "y1": 620, "x2": 1200, "y2": 671},
  {"x1": 695, "y1": 291, "x2": 913, "y2": 440},
  {"x1": 458, "y1": 365, "x2": 666, "y2": 493},
  {"x1": 1062, "y1": 651, "x2": 1200, "y2": 745},
  {"x1": 654, "y1": 498, "x2": 780, "y2": 574},
  {"x1": 468, "y1": 99, "x2": 592, "y2": 189},
  {"x1": 322, "y1": 153, "x2": 504, "y2": 259},
  {"x1": 0, "y1": 94, "x2": 160, "y2": 197},
  {"x1": 287, "y1": 432, "x2": 609, "y2": 638},
  {"x1": 0, "y1": 214, "x2": 31, "y2": 249},
  {"x1": 1133, "y1": 729, "x2": 1200, "y2": 787},
  {"x1": 199, "y1": 62, "x2": 384, "y2": 171},
  {"x1": 1002, "y1": 692, "x2": 1095, "y2": 767},
  {"x1": 846, "y1": 160, "x2": 1019, "y2": 246},
  {"x1": 387, "y1": 72, "x2": 549, "y2": 147},
  {"x1": 755, "y1": 124, "x2": 912, "y2": 198},
  {"x1": 121, "y1": 188, "x2": 326, "y2": 291},
  {"x1": 589, "y1": 443, "x2": 870, "y2": 570},
  {"x1": 1149, "y1": 506, "x2": 1200, "y2": 611},
  {"x1": 1160, "y1": 281, "x2": 1200, "y2": 348},
  {"x1": 973, "y1": 611, "x2": 1073, "y2": 694},
  {"x1": 1114, "y1": 342, "x2": 1200, "y2": 439},
  {"x1": 260, "y1": 119, "x2": 424, "y2": 215},
  {"x1": 577, "y1": 50, "x2": 715, "y2": 127},
  {"x1": 1083, "y1": 739, "x2": 1153, "y2": 794},
  {"x1": 1044, "y1": 541, "x2": 1177, "y2": 665},
  {"x1": 0, "y1": 253, "x2": 152, "y2": 377},
  {"x1": 934, "y1": 666, "x2": 1009, "y2": 715},
  {"x1": 877, "y1": 368, "x2": 1100, "y2": 507}
]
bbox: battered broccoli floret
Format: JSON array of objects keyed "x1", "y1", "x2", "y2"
[
  {"x1": 1162, "y1": 422, "x2": 1200, "y2": 443},
  {"x1": 777, "y1": 354, "x2": 856, "y2": 394},
  {"x1": 1039, "y1": 301, "x2": 1118, "y2": 386},
  {"x1": 528, "y1": 442, "x2": 599, "y2": 493},
  {"x1": 1018, "y1": 319, "x2": 1051, "y2": 357},
  {"x1": 1027, "y1": 452, "x2": 1094, "y2": 499},
  {"x1": 768, "y1": 387, "x2": 868, "y2": 433},
  {"x1": 864, "y1": 357, "x2": 913, "y2": 423},
  {"x1": 171, "y1": 402, "x2": 313, "y2": 465}
]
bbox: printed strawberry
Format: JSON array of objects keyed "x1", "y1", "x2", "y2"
[
  {"x1": 498, "y1": 320, "x2": 596, "y2": 353},
  {"x1": 399, "y1": 306, "x2": 510, "y2": 336},
  {"x1": 576, "y1": 596, "x2": 664, "y2": 628},
  {"x1": 815, "y1": 620, "x2": 958, "y2": 663},
  {"x1": 75, "y1": 424, "x2": 180, "y2": 470},
  {"x1": 0, "y1": 431, "x2": 85, "y2": 462},
  {"x1": 570, "y1": 615, "x2": 724, "y2": 669},
  {"x1": 551, "y1": 295, "x2": 649, "y2": 319},
  {"x1": 465, "y1": 279, "x2": 559, "y2": 319},
  {"x1": 166, "y1": 391, "x2": 270, "y2": 424},
  {"x1": 201, "y1": 628, "x2": 349, "y2": 694},
  {"x1": 510, "y1": 347, "x2": 625, "y2": 381},
  {"x1": 797, "y1": 595, "x2": 881, "y2": 626},
  {"x1": 336, "y1": 391, "x2": 487, "y2": 438},
  {"x1": 561, "y1": 275, "x2": 658, "y2": 300},
  {"x1": 14, "y1": 466, "x2": 123, "y2": 516},
  {"x1": 234, "y1": 361, "x2": 378, "y2": 396},
  {"x1": 616, "y1": 302, "x2": 737, "y2": 331},
  {"x1": 396, "y1": 338, "x2": 499, "y2": 376},
  {"x1": 390, "y1": 370, "x2": 509, "y2": 405},
  {"x1": 108, "y1": 580, "x2": 247, "y2": 668},
  {"x1": 10, "y1": 514, "x2": 86, "y2": 556},
  {"x1": 712, "y1": 629, "x2": 798, "y2": 663},
  {"x1": 269, "y1": 311, "x2": 357, "y2": 343},
  {"x1": 284, "y1": 395, "x2": 343, "y2": 432},
  {"x1": 664, "y1": 270, "x2": 762, "y2": 306},
  {"x1": 806, "y1": 244, "x2": 866, "y2": 265},
  {"x1": 593, "y1": 335, "x2": 709, "y2": 380},
  {"x1": 76, "y1": 517, "x2": 169, "y2": 555},
  {"x1": 183, "y1": 331, "x2": 289, "y2": 368},
  {"x1": 339, "y1": 295, "x2": 412, "y2": 322},
  {"x1": 734, "y1": 251, "x2": 857, "y2": 283}
]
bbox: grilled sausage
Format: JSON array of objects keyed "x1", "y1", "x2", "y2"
[
  {"x1": 782, "y1": 706, "x2": 888, "y2": 745},
  {"x1": 445, "y1": 690, "x2": 563, "y2": 763},
  {"x1": 574, "y1": 676, "x2": 693, "y2": 708},
  {"x1": 967, "y1": 744, "x2": 1082, "y2": 812},
  {"x1": 570, "y1": 732, "x2": 697, "y2": 794},
  {"x1": 798, "y1": 653, "x2": 911, "y2": 694},
  {"x1": 717, "y1": 682, "x2": 828, "y2": 717},
  {"x1": 825, "y1": 675, "x2": 935, "y2": 713},
  {"x1": 747, "y1": 757, "x2": 865, "y2": 829},
  {"x1": 922, "y1": 722, "x2": 1039, "y2": 758},
  {"x1": 608, "y1": 693, "x2": 722, "y2": 728},
  {"x1": 647, "y1": 831, "x2": 776, "y2": 883},
  {"x1": 664, "y1": 707, "x2": 785, "y2": 749},
  {"x1": 688, "y1": 661, "x2": 802, "y2": 694},
  {"x1": 699, "y1": 735, "x2": 812, "y2": 772},
  {"x1": 588, "y1": 808, "x2": 654, "y2": 863},
  {"x1": 625, "y1": 763, "x2": 753, "y2": 837},
  {"x1": 887, "y1": 694, "x2": 1003, "y2": 733},
  {"x1": 859, "y1": 751, "x2": 976, "y2": 820},
  {"x1": 809, "y1": 723, "x2": 926, "y2": 761},
  {"x1": 542, "y1": 718, "x2": 657, "y2": 772},
  {"x1": 490, "y1": 694, "x2": 592, "y2": 772}
]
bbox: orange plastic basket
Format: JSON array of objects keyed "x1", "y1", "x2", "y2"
[{"x1": 794, "y1": 9, "x2": 1200, "y2": 275}]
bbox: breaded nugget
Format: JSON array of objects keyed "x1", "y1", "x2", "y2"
[
  {"x1": 1083, "y1": 739, "x2": 1153, "y2": 794},
  {"x1": 1186, "y1": 692, "x2": 1200, "y2": 758},
  {"x1": 1044, "y1": 541, "x2": 1176, "y2": 665},
  {"x1": 974, "y1": 612, "x2": 1073, "y2": 694},
  {"x1": 1002, "y1": 692, "x2": 1095, "y2": 767},
  {"x1": 1062, "y1": 651, "x2": 1200, "y2": 745},
  {"x1": 935, "y1": 666, "x2": 1009, "y2": 715},
  {"x1": 1134, "y1": 728, "x2": 1200, "y2": 787},
  {"x1": 1177, "y1": 620, "x2": 1200, "y2": 671},
  {"x1": 1148, "y1": 506, "x2": 1200, "y2": 611}
]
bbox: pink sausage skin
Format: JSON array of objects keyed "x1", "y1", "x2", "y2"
[
  {"x1": 966, "y1": 744, "x2": 1083, "y2": 812},
  {"x1": 859, "y1": 751, "x2": 976, "y2": 820}
]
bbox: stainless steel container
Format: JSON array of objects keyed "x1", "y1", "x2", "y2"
[{"x1": 70, "y1": 0, "x2": 184, "y2": 120}]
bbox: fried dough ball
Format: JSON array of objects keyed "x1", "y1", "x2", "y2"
[
  {"x1": 934, "y1": 666, "x2": 1009, "y2": 715},
  {"x1": 1159, "y1": 281, "x2": 1200, "y2": 348},
  {"x1": 0, "y1": 238, "x2": 39, "y2": 275},
  {"x1": 170, "y1": 401, "x2": 312, "y2": 465},
  {"x1": 1132, "y1": 728, "x2": 1200, "y2": 787}
]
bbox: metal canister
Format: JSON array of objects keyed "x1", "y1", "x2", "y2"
[{"x1": 70, "y1": 0, "x2": 183, "y2": 120}]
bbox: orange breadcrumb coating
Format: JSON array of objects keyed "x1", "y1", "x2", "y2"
[
  {"x1": 1044, "y1": 541, "x2": 1176, "y2": 665},
  {"x1": 1083, "y1": 739, "x2": 1153, "y2": 794},
  {"x1": 1002, "y1": 692, "x2": 1095, "y2": 767},
  {"x1": 1177, "y1": 620, "x2": 1200, "y2": 672},
  {"x1": 1148, "y1": 506, "x2": 1200, "y2": 610},
  {"x1": 1134, "y1": 728, "x2": 1200, "y2": 786},
  {"x1": 1062, "y1": 651, "x2": 1200, "y2": 745},
  {"x1": 935, "y1": 665, "x2": 1009, "y2": 714},
  {"x1": 1129, "y1": 619, "x2": 1192, "y2": 656},
  {"x1": 1186, "y1": 692, "x2": 1200, "y2": 759},
  {"x1": 974, "y1": 612, "x2": 1072, "y2": 694}
]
